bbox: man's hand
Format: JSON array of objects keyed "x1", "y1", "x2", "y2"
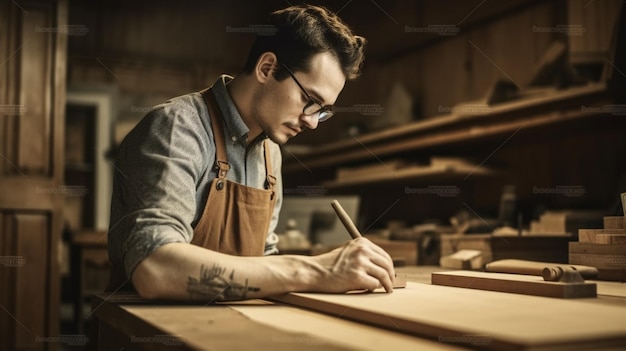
[
  {"x1": 311, "y1": 237, "x2": 395, "y2": 293},
  {"x1": 132, "y1": 238, "x2": 395, "y2": 302}
]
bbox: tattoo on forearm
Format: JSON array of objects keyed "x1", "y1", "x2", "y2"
[{"x1": 187, "y1": 264, "x2": 260, "y2": 301}]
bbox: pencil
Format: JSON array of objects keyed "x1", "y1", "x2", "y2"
[{"x1": 331, "y1": 199, "x2": 362, "y2": 239}]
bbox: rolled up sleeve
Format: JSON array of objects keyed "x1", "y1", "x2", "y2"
[{"x1": 108, "y1": 98, "x2": 213, "y2": 279}]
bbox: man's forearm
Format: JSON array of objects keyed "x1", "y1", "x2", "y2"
[{"x1": 132, "y1": 242, "x2": 325, "y2": 301}]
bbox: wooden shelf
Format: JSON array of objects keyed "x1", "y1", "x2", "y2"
[
  {"x1": 324, "y1": 164, "x2": 496, "y2": 188},
  {"x1": 283, "y1": 83, "x2": 617, "y2": 175}
]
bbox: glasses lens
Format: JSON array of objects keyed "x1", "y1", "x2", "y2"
[
  {"x1": 318, "y1": 109, "x2": 334, "y2": 122},
  {"x1": 303, "y1": 100, "x2": 320, "y2": 115}
]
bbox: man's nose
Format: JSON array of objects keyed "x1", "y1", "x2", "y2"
[{"x1": 300, "y1": 113, "x2": 319, "y2": 130}]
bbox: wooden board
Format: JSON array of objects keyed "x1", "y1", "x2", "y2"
[
  {"x1": 271, "y1": 282, "x2": 626, "y2": 351},
  {"x1": 595, "y1": 234, "x2": 626, "y2": 244},
  {"x1": 603, "y1": 216, "x2": 625, "y2": 230},
  {"x1": 431, "y1": 271, "x2": 596, "y2": 298},
  {"x1": 569, "y1": 242, "x2": 626, "y2": 255},
  {"x1": 569, "y1": 243, "x2": 626, "y2": 281},
  {"x1": 568, "y1": 254, "x2": 626, "y2": 269},
  {"x1": 578, "y1": 229, "x2": 626, "y2": 243},
  {"x1": 93, "y1": 296, "x2": 355, "y2": 351},
  {"x1": 232, "y1": 305, "x2": 465, "y2": 351}
]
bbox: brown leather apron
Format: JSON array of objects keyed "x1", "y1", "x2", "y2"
[
  {"x1": 106, "y1": 87, "x2": 276, "y2": 292},
  {"x1": 191, "y1": 88, "x2": 277, "y2": 255}
]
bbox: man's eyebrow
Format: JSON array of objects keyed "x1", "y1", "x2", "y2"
[{"x1": 307, "y1": 87, "x2": 329, "y2": 106}]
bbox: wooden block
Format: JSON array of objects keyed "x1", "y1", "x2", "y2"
[
  {"x1": 369, "y1": 238, "x2": 418, "y2": 266},
  {"x1": 578, "y1": 229, "x2": 626, "y2": 243},
  {"x1": 439, "y1": 249, "x2": 482, "y2": 269},
  {"x1": 538, "y1": 210, "x2": 604, "y2": 235},
  {"x1": 569, "y1": 253, "x2": 626, "y2": 269},
  {"x1": 569, "y1": 242, "x2": 626, "y2": 281},
  {"x1": 569, "y1": 242, "x2": 626, "y2": 255},
  {"x1": 431, "y1": 271, "x2": 597, "y2": 298},
  {"x1": 440, "y1": 234, "x2": 493, "y2": 263},
  {"x1": 393, "y1": 273, "x2": 407, "y2": 288},
  {"x1": 271, "y1": 282, "x2": 626, "y2": 350},
  {"x1": 596, "y1": 234, "x2": 626, "y2": 244},
  {"x1": 604, "y1": 216, "x2": 625, "y2": 229}
]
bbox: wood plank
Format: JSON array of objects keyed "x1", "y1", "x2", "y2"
[
  {"x1": 271, "y1": 282, "x2": 626, "y2": 351},
  {"x1": 568, "y1": 254, "x2": 626, "y2": 269},
  {"x1": 578, "y1": 229, "x2": 626, "y2": 243},
  {"x1": 325, "y1": 164, "x2": 494, "y2": 188},
  {"x1": 232, "y1": 305, "x2": 464, "y2": 351},
  {"x1": 603, "y1": 216, "x2": 624, "y2": 230},
  {"x1": 569, "y1": 242, "x2": 626, "y2": 255},
  {"x1": 595, "y1": 234, "x2": 626, "y2": 245},
  {"x1": 93, "y1": 296, "x2": 355, "y2": 351},
  {"x1": 283, "y1": 83, "x2": 611, "y2": 173},
  {"x1": 431, "y1": 271, "x2": 597, "y2": 299}
]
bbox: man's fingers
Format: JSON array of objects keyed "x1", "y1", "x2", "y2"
[
  {"x1": 365, "y1": 262, "x2": 394, "y2": 293},
  {"x1": 349, "y1": 238, "x2": 396, "y2": 292}
]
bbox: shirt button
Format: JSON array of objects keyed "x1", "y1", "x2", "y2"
[{"x1": 231, "y1": 136, "x2": 237, "y2": 142}]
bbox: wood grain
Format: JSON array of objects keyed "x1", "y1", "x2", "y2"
[
  {"x1": 603, "y1": 216, "x2": 625, "y2": 230},
  {"x1": 271, "y1": 282, "x2": 626, "y2": 351},
  {"x1": 0, "y1": 1, "x2": 67, "y2": 349},
  {"x1": 595, "y1": 234, "x2": 626, "y2": 245},
  {"x1": 579, "y1": 229, "x2": 626, "y2": 243}
]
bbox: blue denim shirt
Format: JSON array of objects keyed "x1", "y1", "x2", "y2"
[{"x1": 108, "y1": 75, "x2": 282, "y2": 280}]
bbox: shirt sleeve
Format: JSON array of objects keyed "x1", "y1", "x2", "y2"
[{"x1": 108, "y1": 97, "x2": 213, "y2": 279}]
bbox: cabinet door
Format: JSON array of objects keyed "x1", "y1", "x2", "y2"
[{"x1": 0, "y1": 0, "x2": 67, "y2": 350}]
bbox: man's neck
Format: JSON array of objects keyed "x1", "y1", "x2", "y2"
[{"x1": 226, "y1": 74, "x2": 262, "y2": 143}]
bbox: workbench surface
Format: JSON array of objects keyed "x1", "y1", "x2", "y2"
[{"x1": 90, "y1": 266, "x2": 626, "y2": 351}]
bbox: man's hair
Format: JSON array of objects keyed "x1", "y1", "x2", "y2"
[{"x1": 242, "y1": 4, "x2": 366, "y2": 80}]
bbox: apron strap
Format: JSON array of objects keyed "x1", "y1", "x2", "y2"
[
  {"x1": 263, "y1": 139, "x2": 277, "y2": 191},
  {"x1": 201, "y1": 88, "x2": 230, "y2": 179},
  {"x1": 202, "y1": 86, "x2": 275, "y2": 190}
]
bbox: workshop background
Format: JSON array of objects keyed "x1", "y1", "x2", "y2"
[{"x1": 0, "y1": 0, "x2": 624, "y2": 350}]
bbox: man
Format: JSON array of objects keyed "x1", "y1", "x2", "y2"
[{"x1": 107, "y1": 4, "x2": 395, "y2": 301}]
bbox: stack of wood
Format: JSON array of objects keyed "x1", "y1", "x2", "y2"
[
  {"x1": 529, "y1": 210, "x2": 604, "y2": 236},
  {"x1": 569, "y1": 216, "x2": 626, "y2": 281}
]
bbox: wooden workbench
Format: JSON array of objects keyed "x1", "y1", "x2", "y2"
[{"x1": 90, "y1": 266, "x2": 626, "y2": 351}]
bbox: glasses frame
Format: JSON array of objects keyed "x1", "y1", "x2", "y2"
[{"x1": 279, "y1": 63, "x2": 335, "y2": 122}]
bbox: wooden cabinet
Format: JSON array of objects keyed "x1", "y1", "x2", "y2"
[{"x1": 0, "y1": 1, "x2": 68, "y2": 350}]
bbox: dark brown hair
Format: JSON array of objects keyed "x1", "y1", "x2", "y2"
[{"x1": 242, "y1": 4, "x2": 366, "y2": 80}]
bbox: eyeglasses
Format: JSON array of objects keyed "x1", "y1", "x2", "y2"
[{"x1": 280, "y1": 63, "x2": 335, "y2": 122}]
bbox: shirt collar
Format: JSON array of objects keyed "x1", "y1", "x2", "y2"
[{"x1": 210, "y1": 75, "x2": 251, "y2": 145}]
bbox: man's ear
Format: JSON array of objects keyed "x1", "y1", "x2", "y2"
[{"x1": 255, "y1": 52, "x2": 278, "y2": 83}]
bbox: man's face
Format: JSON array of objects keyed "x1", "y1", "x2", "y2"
[{"x1": 256, "y1": 52, "x2": 346, "y2": 145}]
